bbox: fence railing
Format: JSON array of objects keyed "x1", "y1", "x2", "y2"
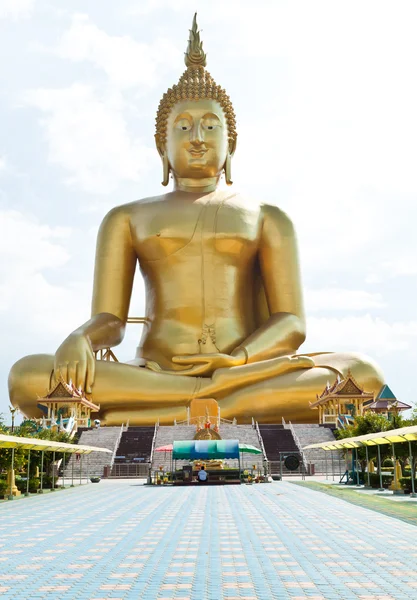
[
  {"x1": 109, "y1": 463, "x2": 150, "y2": 478},
  {"x1": 288, "y1": 421, "x2": 308, "y2": 471},
  {"x1": 175, "y1": 416, "x2": 235, "y2": 427}
]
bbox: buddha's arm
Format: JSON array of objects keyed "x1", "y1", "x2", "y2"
[
  {"x1": 70, "y1": 206, "x2": 137, "y2": 347},
  {"x1": 232, "y1": 205, "x2": 306, "y2": 363},
  {"x1": 88, "y1": 205, "x2": 137, "y2": 346},
  {"x1": 54, "y1": 206, "x2": 137, "y2": 391}
]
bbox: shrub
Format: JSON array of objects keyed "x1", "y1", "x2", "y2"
[
  {"x1": 28, "y1": 478, "x2": 40, "y2": 493},
  {"x1": 15, "y1": 477, "x2": 26, "y2": 493},
  {"x1": 400, "y1": 477, "x2": 417, "y2": 493},
  {"x1": 0, "y1": 478, "x2": 8, "y2": 496},
  {"x1": 42, "y1": 476, "x2": 58, "y2": 489},
  {"x1": 383, "y1": 458, "x2": 394, "y2": 467},
  {"x1": 367, "y1": 473, "x2": 393, "y2": 488}
]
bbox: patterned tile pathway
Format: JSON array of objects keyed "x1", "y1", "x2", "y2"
[{"x1": 0, "y1": 480, "x2": 416, "y2": 599}]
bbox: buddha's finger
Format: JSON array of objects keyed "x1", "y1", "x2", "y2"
[
  {"x1": 68, "y1": 362, "x2": 78, "y2": 387},
  {"x1": 76, "y1": 360, "x2": 87, "y2": 390},
  {"x1": 59, "y1": 363, "x2": 69, "y2": 383},
  {"x1": 164, "y1": 364, "x2": 211, "y2": 376},
  {"x1": 176, "y1": 364, "x2": 212, "y2": 375},
  {"x1": 173, "y1": 355, "x2": 212, "y2": 364},
  {"x1": 290, "y1": 355, "x2": 316, "y2": 369},
  {"x1": 86, "y1": 354, "x2": 95, "y2": 394}
]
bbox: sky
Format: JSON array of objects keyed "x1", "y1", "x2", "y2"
[{"x1": 0, "y1": 0, "x2": 416, "y2": 421}]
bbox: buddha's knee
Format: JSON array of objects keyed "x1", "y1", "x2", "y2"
[
  {"x1": 8, "y1": 354, "x2": 53, "y2": 416},
  {"x1": 313, "y1": 351, "x2": 384, "y2": 391},
  {"x1": 349, "y1": 352, "x2": 384, "y2": 390}
]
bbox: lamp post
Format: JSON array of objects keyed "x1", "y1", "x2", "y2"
[
  {"x1": 9, "y1": 406, "x2": 19, "y2": 434},
  {"x1": 7, "y1": 406, "x2": 20, "y2": 500}
]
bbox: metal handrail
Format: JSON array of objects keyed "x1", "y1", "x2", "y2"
[
  {"x1": 255, "y1": 421, "x2": 270, "y2": 475},
  {"x1": 288, "y1": 421, "x2": 308, "y2": 471},
  {"x1": 110, "y1": 422, "x2": 125, "y2": 470},
  {"x1": 149, "y1": 421, "x2": 159, "y2": 466}
]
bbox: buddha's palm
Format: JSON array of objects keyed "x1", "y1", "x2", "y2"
[{"x1": 54, "y1": 333, "x2": 95, "y2": 393}]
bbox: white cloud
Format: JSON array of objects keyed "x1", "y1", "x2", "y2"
[
  {"x1": 0, "y1": 273, "x2": 89, "y2": 338},
  {"x1": 0, "y1": 210, "x2": 70, "y2": 283},
  {"x1": 303, "y1": 315, "x2": 417, "y2": 358},
  {"x1": 126, "y1": 0, "x2": 190, "y2": 16},
  {"x1": 305, "y1": 288, "x2": 385, "y2": 312},
  {"x1": 0, "y1": 0, "x2": 34, "y2": 20},
  {"x1": 0, "y1": 210, "x2": 89, "y2": 347},
  {"x1": 55, "y1": 13, "x2": 181, "y2": 90},
  {"x1": 23, "y1": 83, "x2": 156, "y2": 194},
  {"x1": 380, "y1": 258, "x2": 417, "y2": 278}
]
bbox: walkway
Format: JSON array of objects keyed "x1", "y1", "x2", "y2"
[{"x1": 0, "y1": 480, "x2": 416, "y2": 599}]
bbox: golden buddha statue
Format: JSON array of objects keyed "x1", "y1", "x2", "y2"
[{"x1": 8, "y1": 15, "x2": 384, "y2": 425}]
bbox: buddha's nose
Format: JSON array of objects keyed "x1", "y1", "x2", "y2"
[{"x1": 190, "y1": 122, "x2": 204, "y2": 144}]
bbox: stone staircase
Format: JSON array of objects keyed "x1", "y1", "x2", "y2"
[
  {"x1": 290, "y1": 424, "x2": 343, "y2": 474},
  {"x1": 64, "y1": 426, "x2": 122, "y2": 478},
  {"x1": 151, "y1": 424, "x2": 264, "y2": 473},
  {"x1": 258, "y1": 424, "x2": 301, "y2": 475}
]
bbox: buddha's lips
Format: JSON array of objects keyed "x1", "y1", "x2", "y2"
[{"x1": 188, "y1": 148, "x2": 207, "y2": 157}]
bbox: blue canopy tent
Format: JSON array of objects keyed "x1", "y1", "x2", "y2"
[
  {"x1": 172, "y1": 439, "x2": 240, "y2": 460},
  {"x1": 171, "y1": 439, "x2": 241, "y2": 482}
]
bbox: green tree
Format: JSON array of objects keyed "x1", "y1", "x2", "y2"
[{"x1": 336, "y1": 413, "x2": 396, "y2": 475}]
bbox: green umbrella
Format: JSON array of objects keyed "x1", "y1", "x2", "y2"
[{"x1": 238, "y1": 444, "x2": 262, "y2": 454}]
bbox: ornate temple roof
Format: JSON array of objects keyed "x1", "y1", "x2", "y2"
[
  {"x1": 38, "y1": 374, "x2": 100, "y2": 411},
  {"x1": 365, "y1": 384, "x2": 411, "y2": 412},
  {"x1": 311, "y1": 370, "x2": 374, "y2": 409},
  {"x1": 376, "y1": 384, "x2": 397, "y2": 401}
]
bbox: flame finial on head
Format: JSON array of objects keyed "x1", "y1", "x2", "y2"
[{"x1": 185, "y1": 13, "x2": 207, "y2": 68}]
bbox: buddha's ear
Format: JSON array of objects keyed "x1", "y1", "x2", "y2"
[
  {"x1": 155, "y1": 134, "x2": 170, "y2": 186},
  {"x1": 224, "y1": 137, "x2": 236, "y2": 185},
  {"x1": 228, "y1": 136, "x2": 237, "y2": 157},
  {"x1": 155, "y1": 134, "x2": 165, "y2": 159}
]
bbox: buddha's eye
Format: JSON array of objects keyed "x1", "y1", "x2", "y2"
[
  {"x1": 175, "y1": 119, "x2": 192, "y2": 132},
  {"x1": 202, "y1": 120, "x2": 220, "y2": 131}
]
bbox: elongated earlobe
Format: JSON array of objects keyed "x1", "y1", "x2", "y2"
[
  {"x1": 161, "y1": 152, "x2": 170, "y2": 186},
  {"x1": 224, "y1": 153, "x2": 233, "y2": 186}
]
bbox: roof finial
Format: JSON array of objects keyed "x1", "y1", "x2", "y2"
[{"x1": 185, "y1": 13, "x2": 207, "y2": 68}]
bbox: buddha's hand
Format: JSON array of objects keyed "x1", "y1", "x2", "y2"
[
  {"x1": 53, "y1": 333, "x2": 95, "y2": 393},
  {"x1": 170, "y1": 351, "x2": 246, "y2": 376}
]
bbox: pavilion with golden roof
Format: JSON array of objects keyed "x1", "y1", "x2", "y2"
[
  {"x1": 37, "y1": 374, "x2": 100, "y2": 433},
  {"x1": 310, "y1": 370, "x2": 374, "y2": 427}
]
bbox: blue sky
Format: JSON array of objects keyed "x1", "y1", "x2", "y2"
[{"x1": 1, "y1": 0, "x2": 416, "y2": 420}]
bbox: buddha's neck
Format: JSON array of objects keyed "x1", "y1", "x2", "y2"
[{"x1": 174, "y1": 176, "x2": 220, "y2": 194}]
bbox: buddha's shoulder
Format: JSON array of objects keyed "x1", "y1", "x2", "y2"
[
  {"x1": 230, "y1": 195, "x2": 294, "y2": 228},
  {"x1": 99, "y1": 194, "x2": 173, "y2": 222}
]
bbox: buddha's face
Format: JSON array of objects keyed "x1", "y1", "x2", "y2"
[{"x1": 164, "y1": 99, "x2": 229, "y2": 180}]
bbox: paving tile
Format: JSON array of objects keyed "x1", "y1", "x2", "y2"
[{"x1": 0, "y1": 480, "x2": 417, "y2": 599}]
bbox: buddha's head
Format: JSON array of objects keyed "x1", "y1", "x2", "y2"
[{"x1": 155, "y1": 14, "x2": 237, "y2": 187}]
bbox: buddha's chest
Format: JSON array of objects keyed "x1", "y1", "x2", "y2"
[{"x1": 132, "y1": 201, "x2": 261, "y2": 262}]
